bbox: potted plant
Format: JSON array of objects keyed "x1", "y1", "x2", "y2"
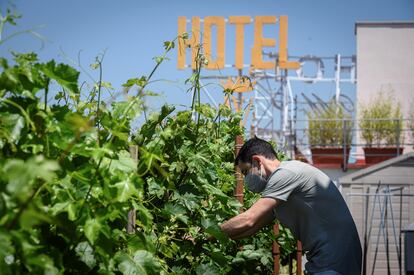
[
  {"x1": 359, "y1": 91, "x2": 404, "y2": 164},
  {"x1": 307, "y1": 101, "x2": 352, "y2": 164}
]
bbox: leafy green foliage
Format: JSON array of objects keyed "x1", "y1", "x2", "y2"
[
  {"x1": 307, "y1": 100, "x2": 353, "y2": 148},
  {"x1": 0, "y1": 24, "x2": 297, "y2": 273},
  {"x1": 359, "y1": 90, "x2": 403, "y2": 147},
  {"x1": 40, "y1": 60, "x2": 80, "y2": 94}
]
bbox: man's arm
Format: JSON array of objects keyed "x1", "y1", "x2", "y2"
[{"x1": 220, "y1": 197, "x2": 278, "y2": 240}]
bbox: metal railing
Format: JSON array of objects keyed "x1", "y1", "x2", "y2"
[{"x1": 285, "y1": 118, "x2": 414, "y2": 170}]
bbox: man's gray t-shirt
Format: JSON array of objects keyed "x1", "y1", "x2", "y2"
[{"x1": 261, "y1": 160, "x2": 362, "y2": 275}]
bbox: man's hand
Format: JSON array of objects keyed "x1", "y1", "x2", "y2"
[
  {"x1": 182, "y1": 232, "x2": 196, "y2": 245},
  {"x1": 182, "y1": 231, "x2": 216, "y2": 245}
]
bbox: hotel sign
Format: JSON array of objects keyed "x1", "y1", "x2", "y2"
[{"x1": 177, "y1": 16, "x2": 299, "y2": 70}]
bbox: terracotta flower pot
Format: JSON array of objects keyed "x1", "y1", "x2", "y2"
[
  {"x1": 363, "y1": 147, "x2": 404, "y2": 164},
  {"x1": 311, "y1": 147, "x2": 350, "y2": 165}
]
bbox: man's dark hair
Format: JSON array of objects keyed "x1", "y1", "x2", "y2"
[{"x1": 235, "y1": 136, "x2": 277, "y2": 165}]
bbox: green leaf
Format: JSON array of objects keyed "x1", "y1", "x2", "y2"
[
  {"x1": 114, "y1": 178, "x2": 137, "y2": 202},
  {"x1": 84, "y1": 219, "x2": 101, "y2": 245},
  {"x1": 231, "y1": 248, "x2": 269, "y2": 266},
  {"x1": 50, "y1": 201, "x2": 78, "y2": 221},
  {"x1": 203, "y1": 183, "x2": 229, "y2": 202},
  {"x1": 147, "y1": 178, "x2": 166, "y2": 199},
  {"x1": 20, "y1": 144, "x2": 44, "y2": 154},
  {"x1": 26, "y1": 254, "x2": 59, "y2": 275},
  {"x1": 178, "y1": 193, "x2": 200, "y2": 211},
  {"x1": 75, "y1": 242, "x2": 96, "y2": 269},
  {"x1": 101, "y1": 81, "x2": 114, "y2": 90},
  {"x1": 171, "y1": 266, "x2": 190, "y2": 274},
  {"x1": 163, "y1": 41, "x2": 175, "y2": 50},
  {"x1": 0, "y1": 52, "x2": 46, "y2": 94},
  {"x1": 0, "y1": 113, "x2": 24, "y2": 146},
  {"x1": 109, "y1": 150, "x2": 137, "y2": 174},
  {"x1": 163, "y1": 203, "x2": 188, "y2": 224},
  {"x1": 134, "y1": 203, "x2": 153, "y2": 229},
  {"x1": 116, "y1": 250, "x2": 161, "y2": 275},
  {"x1": 201, "y1": 218, "x2": 228, "y2": 243},
  {"x1": 126, "y1": 232, "x2": 155, "y2": 253},
  {"x1": 122, "y1": 76, "x2": 147, "y2": 88},
  {"x1": 138, "y1": 104, "x2": 175, "y2": 141},
  {"x1": 39, "y1": 60, "x2": 80, "y2": 94},
  {"x1": 132, "y1": 250, "x2": 161, "y2": 274},
  {"x1": 3, "y1": 156, "x2": 59, "y2": 199},
  {"x1": 195, "y1": 263, "x2": 220, "y2": 275},
  {"x1": 0, "y1": 231, "x2": 15, "y2": 261},
  {"x1": 209, "y1": 249, "x2": 229, "y2": 266},
  {"x1": 20, "y1": 207, "x2": 52, "y2": 229}
]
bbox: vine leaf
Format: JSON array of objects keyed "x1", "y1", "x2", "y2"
[
  {"x1": 39, "y1": 60, "x2": 80, "y2": 94},
  {"x1": 116, "y1": 250, "x2": 161, "y2": 275}
]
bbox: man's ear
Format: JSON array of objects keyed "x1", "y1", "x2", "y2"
[{"x1": 251, "y1": 155, "x2": 262, "y2": 165}]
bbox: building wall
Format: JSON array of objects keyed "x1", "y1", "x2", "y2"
[
  {"x1": 339, "y1": 156, "x2": 414, "y2": 275},
  {"x1": 342, "y1": 183, "x2": 413, "y2": 275},
  {"x1": 356, "y1": 23, "x2": 414, "y2": 157}
]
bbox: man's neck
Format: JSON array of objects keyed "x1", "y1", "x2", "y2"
[{"x1": 263, "y1": 158, "x2": 281, "y2": 178}]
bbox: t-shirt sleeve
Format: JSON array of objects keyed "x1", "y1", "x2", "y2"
[{"x1": 261, "y1": 168, "x2": 300, "y2": 201}]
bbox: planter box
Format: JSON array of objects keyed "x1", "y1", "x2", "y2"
[
  {"x1": 363, "y1": 147, "x2": 404, "y2": 164},
  {"x1": 311, "y1": 147, "x2": 350, "y2": 165}
]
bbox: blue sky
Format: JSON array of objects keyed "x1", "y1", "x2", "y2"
[{"x1": 1, "y1": 0, "x2": 414, "y2": 115}]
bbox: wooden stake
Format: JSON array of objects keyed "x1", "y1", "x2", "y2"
[
  {"x1": 273, "y1": 223, "x2": 280, "y2": 275},
  {"x1": 296, "y1": 241, "x2": 302, "y2": 275},
  {"x1": 234, "y1": 135, "x2": 244, "y2": 206}
]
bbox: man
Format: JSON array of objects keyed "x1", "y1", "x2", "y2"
[{"x1": 220, "y1": 137, "x2": 362, "y2": 275}]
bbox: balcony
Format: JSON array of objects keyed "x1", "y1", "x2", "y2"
[{"x1": 288, "y1": 118, "x2": 414, "y2": 171}]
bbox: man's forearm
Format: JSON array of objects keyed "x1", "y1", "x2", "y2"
[
  {"x1": 220, "y1": 212, "x2": 256, "y2": 240},
  {"x1": 220, "y1": 198, "x2": 277, "y2": 240}
]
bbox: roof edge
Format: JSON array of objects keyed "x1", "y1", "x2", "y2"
[
  {"x1": 339, "y1": 152, "x2": 414, "y2": 184},
  {"x1": 355, "y1": 21, "x2": 414, "y2": 35}
]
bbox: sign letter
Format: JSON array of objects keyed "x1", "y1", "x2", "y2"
[
  {"x1": 229, "y1": 16, "x2": 251, "y2": 70},
  {"x1": 177, "y1": 16, "x2": 200, "y2": 70},
  {"x1": 204, "y1": 16, "x2": 225, "y2": 69},
  {"x1": 279, "y1": 16, "x2": 300, "y2": 70},
  {"x1": 251, "y1": 16, "x2": 277, "y2": 70}
]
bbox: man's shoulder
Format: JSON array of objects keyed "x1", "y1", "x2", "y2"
[
  {"x1": 267, "y1": 163, "x2": 299, "y2": 186},
  {"x1": 271, "y1": 161, "x2": 297, "y2": 177},
  {"x1": 280, "y1": 159, "x2": 308, "y2": 166},
  {"x1": 262, "y1": 161, "x2": 304, "y2": 201},
  {"x1": 279, "y1": 160, "x2": 313, "y2": 173}
]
